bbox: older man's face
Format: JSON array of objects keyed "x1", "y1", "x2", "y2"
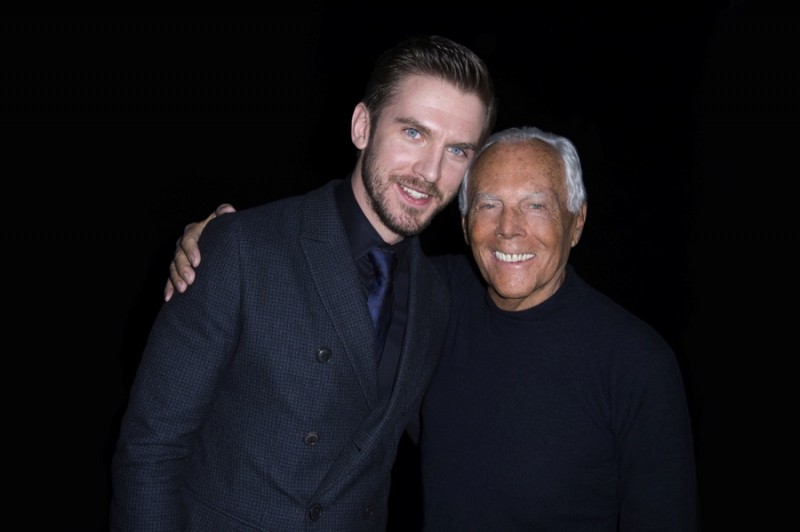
[{"x1": 462, "y1": 140, "x2": 586, "y2": 311}]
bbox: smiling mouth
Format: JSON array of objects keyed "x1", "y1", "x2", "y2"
[
  {"x1": 494, "y1": 251, "x2": 535, "y2": 263},
  {"x1": 400, "y1": 184, "x2": 431, "y2": 200}
]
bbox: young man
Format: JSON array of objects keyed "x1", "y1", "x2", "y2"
[
  {"x1": 167, "y1": 127, "x2": 698, "y2": 530},
  {"x1": 110, "y1": 35, "x2": 496, "y2": 531}
]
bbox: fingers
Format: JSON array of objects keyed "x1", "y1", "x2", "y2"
[
  {"x1": 215, "y1": 203, "x2": 236, "y2": 216},
  {"x1": 181, "y1": 204, "x2": 235, "y2": 267},
  {"x1": 163, "y1": 203, "x2": 236, "y2": 302},
  {"x1": 164, "y1": 255, "x2": 185, "y2": 302},
  {"x1": 164, "y1": 276, "x2": 179, "y2": 302},
  {"x1": 164, "y1": 236, "x2": 193, "y2": 301},
  {"x1": 180, "y1": 221, "x2": 204, "y2": 268},
  {"x1": 164, "y1": 220, "x2": 199, "y2": 302},
  {"x1": 175, "y1": 231, "x2": 197, "y2": 281},
  {"x1": 164, "y1": 280, "x2": 174, "y2": 302}
]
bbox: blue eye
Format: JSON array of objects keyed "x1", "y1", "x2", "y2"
[
  {"x1": 449, "y1": 146, "x2": 465, "y2": 157},
  {"x1": 405, "y1": 128, "x2": 420, "y2": 139}
]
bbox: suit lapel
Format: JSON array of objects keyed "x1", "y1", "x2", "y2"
[
  {"x1": 299, "y1": 183, "x2": 379, "y2": 405},
  {"x1": 296, "y1": 182, "x2": 449, "y2": 503}
]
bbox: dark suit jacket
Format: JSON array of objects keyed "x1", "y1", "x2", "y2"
[{"x1": 110, "y1": 180, "x2": 450, "y2": 531}]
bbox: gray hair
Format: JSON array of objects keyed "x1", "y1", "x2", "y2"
[{"x1": 458, "y1": 126, "x2": 587, "y2": 216}]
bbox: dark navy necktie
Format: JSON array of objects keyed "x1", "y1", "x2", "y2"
[{"x1": 367, "y1": 246, "x2": 397, "y2": 358}]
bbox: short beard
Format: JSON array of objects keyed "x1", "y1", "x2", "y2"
[{"x1": 361, "y1": 143, "x2": 451, "y2": 237}]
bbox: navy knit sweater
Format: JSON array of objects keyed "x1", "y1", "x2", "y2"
[{"x1": 420, "y1": 255, "x2": 697, "y2": 531}]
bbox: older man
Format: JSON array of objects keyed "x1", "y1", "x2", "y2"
[{"x1": 420, "y1": 126, "x2": 696, "y2": 531}]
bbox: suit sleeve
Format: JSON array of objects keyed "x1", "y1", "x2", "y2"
[{"x1": 110, "y1": 216, "x2": 242, "y2": 531}]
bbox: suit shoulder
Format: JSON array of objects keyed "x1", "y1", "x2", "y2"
[{"x1": 206, "y1": 194, "x2": 308, "y2": 234}]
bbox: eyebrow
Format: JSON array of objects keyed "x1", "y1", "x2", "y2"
[{"x1": 475, "y1": 191, "x2": 549, "y2": 201}]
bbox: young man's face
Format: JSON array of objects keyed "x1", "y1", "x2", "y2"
[
  {"x1": 351, "y1": 74, "x2": 487, "y2": 243},
  {"x1": 462, "y1": 140, "x2": 586, "y2": 311}
]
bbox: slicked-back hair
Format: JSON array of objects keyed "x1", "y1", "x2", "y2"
[
  {"x1": 458, "y1": 126, "x2": 588, "y2": 216},
  {"x1": 361, "y1": 35, "x2": 497, "y2": 145}
]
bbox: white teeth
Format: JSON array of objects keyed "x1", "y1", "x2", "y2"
[
  {"x1": 401, "y1": 185, "x2": 429, "y2": 199},
  {"x1": 494, "y1": 251, "x2": 534, "y2": 263}
]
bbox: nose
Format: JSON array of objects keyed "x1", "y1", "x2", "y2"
[
  {"x1": 495, "y1": 207, "x2": 525, "y2": 238},
  {"x1": 412, "y1": 146, "x2": 443, "y2": 183}
]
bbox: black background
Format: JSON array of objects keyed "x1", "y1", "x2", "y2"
[{"x1": 3, "y1": 6, "x2": 797, "y2": 530}]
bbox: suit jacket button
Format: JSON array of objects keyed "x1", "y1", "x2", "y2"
[
  {"x1": 304, "y1": 432, "x2": 320, "y2": 445},
  {"x1": 308, "y1": 503, "x2": 322, "y2": 520},
  {"x1": 363, "y1": 505, "x2": 375, "y2": 519},
  {"x1": 316, "y1": 347, "x2": 332, "y2": 363}
]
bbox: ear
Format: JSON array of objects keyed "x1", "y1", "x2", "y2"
[
  {"x1": 571, "y1": 203, "x2": 588, "y2": 247},
  {"x1": 351, "y1": 103, "x2": 370, "y2": 150},
  {"x1": 461, "y1": 216, "x2": 470, "y2": 246}
]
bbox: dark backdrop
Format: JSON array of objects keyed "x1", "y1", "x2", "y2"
[{"x1": 3, "y1": 6, "x2": 797, "y2": 530}]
